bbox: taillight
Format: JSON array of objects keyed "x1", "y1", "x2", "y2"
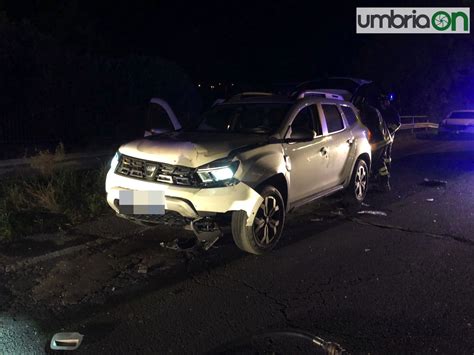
[{"x1": 367, "y1": 129, "x2": 373, "y2": 141}]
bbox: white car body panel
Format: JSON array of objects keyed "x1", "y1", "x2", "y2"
[
  {"x1": 444, "y1": 118, "x2": 474, "y2": 126},
  {"x1": 120, "y1": 132, "x2": 267, "y2": 168},
  {"x1": 439, "y1": 110, "x2": 474, "y2": 135}
]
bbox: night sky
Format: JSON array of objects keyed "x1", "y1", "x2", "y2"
[
  {"x1": 0, "y1": 1, "x2": 473, "y2": 146},
  {"x1": 0, "y1": 0, "x2": 435, "y2": 82},
  {"x1": 1, "y1": 0, "x2": 472, "y2": 83}
]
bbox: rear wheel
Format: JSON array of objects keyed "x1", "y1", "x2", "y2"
[
  {"x1": 343, "y1": 159, "x2": 369, "y2": 212},
  {"x1": 231, "y1": 185, "x2": 285, "y2": 255}
]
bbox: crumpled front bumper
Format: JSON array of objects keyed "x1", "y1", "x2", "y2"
[{"x1": 105, "y1": 169, "x2": 263, "y2": 226}]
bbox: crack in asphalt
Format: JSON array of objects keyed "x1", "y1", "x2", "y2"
[
  {"x1": 348, "y1": 217, "x2": 474, "y2": 247},
  {"x1": 193, "y1": 270, "x2": 295, "y2": 328}
]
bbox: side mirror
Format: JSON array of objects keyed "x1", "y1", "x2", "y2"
[{"x1": 287, "y1": 127, "x2": 314, "y2": 142}]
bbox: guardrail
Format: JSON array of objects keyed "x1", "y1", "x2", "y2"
[
  {"x1": 399, "y1": 115, "x2": 439, "y2": 133},
  {"x1": 0, "y1": 150, "x2": 114, "y2": 178}
]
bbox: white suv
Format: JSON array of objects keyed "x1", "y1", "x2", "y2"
[
  {"x1": 438, "y1": 110, "x2": 474, "y2": 136},
  {"x1": 106, "y1": 91, "x2": 371, "y2": 254}
]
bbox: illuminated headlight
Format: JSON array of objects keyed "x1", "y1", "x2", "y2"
[
  {"x1": 110, "y1": 152, "x2": 120, "y2": 169},
  {"x1": 196, "y1": 160, "x2": 240, "y2": 185}
]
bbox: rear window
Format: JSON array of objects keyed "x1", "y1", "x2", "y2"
[
  {"x1": 322, "y1": 104, "x2": 344, "y2": 133},
  {"x1": 341, "y1": 106, "x2": 358, "y2": 126},
  {"x1": 449, "y1": 111, "x2": 474, "y2": 119}
]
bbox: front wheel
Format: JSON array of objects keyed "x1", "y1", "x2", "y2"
[
  {"x1": 231, "y1": 185, "x2": 285, "y2": 255},
  {"x1": 343, "y1": 159, "x2": 369, "y2": 212}
]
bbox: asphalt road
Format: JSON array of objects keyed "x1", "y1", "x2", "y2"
[{"x1": 1, "y1": 133, "x2": 474, "y2": 353}]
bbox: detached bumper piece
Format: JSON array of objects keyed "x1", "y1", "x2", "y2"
[
  {"x1": 191, "y1": 217, "x2": 222, "y2": 250},
  {"x1": 159, "y1": 217, "x2": 223, "y2": 252}
]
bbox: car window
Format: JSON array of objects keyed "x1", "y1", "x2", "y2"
[
  {"x1": 290, "y1": 105, "x2": 323, "y2": 136},
  {"x1": 291, "y1": 106, "x2": 314, "y2": 131},
  {"x1": 322, "y1": 104, "x2": 344, "y2": 133},
  {"x1": 341, "y1": 105, "x2": 358, "y2": 126},
  {"x1": 196, "y1": 103, "x2": 290, "y2": 134},
  {"x1": 310, "y1": 105, "x2": 323, "y2": 135}
]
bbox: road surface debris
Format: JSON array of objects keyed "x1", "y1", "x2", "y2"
[
  {"x1": 137, "y1": 264, "x2": 148, "y2": 274},
  {"x1": 357, "y1": 210, "x2": 388, "y2": 217},
  {"x1": 422, "y1": 178, "x2": 447, "y2": 187}
]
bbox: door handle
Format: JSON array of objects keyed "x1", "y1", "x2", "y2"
[{"x1": 320, "y1": 147, "x2": 328, "y2": 156}]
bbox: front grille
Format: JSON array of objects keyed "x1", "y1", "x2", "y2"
[{"x1": 116, "y1": 155, "x2": 197, "y2": 186}]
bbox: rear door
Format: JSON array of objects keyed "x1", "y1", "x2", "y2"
[
  {"x1": 144, "y1": 98, "x2": 182, "y2": 136},
  {"x1": 319, "y1": 103, "x2": 354, "y2": 186}
]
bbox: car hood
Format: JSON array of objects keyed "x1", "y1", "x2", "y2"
[{"x1": 119, "y1": 131, "x2": 268, "y2": 167}]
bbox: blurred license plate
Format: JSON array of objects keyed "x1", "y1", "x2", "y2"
[{"x1": 118, "y1": 190, "x2": 165, "y2": 215}]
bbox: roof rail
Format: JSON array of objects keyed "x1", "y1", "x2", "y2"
[
  {"x1": 227, "y1": 92, "x2": 274, "y2": 102},
  {"x1": 296, "y1": 90, "x2": 344, "y2": 101}
]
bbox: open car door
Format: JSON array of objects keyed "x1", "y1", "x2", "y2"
[{"x1": 144, "y1": 97, "x2": 182, "y2": 137}]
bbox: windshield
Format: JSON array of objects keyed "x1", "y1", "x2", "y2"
[
  {"x1": 449, "y1": 111, "x2": 474, "y2": 119},
  {"x1": 194, "y1": 103, "x2": 291, "y2": 134}
]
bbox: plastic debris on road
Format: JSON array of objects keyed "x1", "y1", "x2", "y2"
[
  {"x1": 331, "y1": 209, "x2": 345, "y2": 216},
  {"x1": 50, "y1": 332, "x2": 83, "y2": 351},
  {"x1": 426, "y1": 198, "x2": 434, "y2": 202},
  {"x1": 137, "y1": 264, "x2": 148, "y2": 274},
  {"x1": 357, "y1": 210, "x2": 387, "y2": 217},
  {"x1": 422, "y1": 178, "x2": 447, "y2": 187},
  {"x1": 364, "y1": 248, "x2": 371, "y2": 252}
]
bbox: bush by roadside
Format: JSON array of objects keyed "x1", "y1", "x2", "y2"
[{"x1": 0, "y1": 145, "x2": 111, "y2": 242}]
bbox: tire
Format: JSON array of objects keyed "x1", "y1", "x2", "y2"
[
  {"x1": 343, "y1": 159, "x2": 369, "y2": 212},
  {"x1": 231, "y1": 185, "x2": 285, "y2": 255}
]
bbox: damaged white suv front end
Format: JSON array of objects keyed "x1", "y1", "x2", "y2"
[
  {"x1": 106, "y1": 92, "x2": 371, "y2": 254},
  {"x1": 106, "y1": 151, "x2": 263, "y2": 234}
]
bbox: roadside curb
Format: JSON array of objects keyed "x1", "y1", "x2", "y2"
[
  {"x1": 1, "y1": 237, "x2": 118, "y2": 274},
  {"x1": 0, "y1": 150, "x2": 113, "y2": 168}
]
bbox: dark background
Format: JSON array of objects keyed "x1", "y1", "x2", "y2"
[{"x1": 0, "y1": 0, "x2": 473, "y2": 155}]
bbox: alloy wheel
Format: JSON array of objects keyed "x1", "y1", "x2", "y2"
[
  {"x1": 354, "y1": 164, "x2": 368, "y2": 200},
  {"x1": 253, "y1": 195, "x2": 283, "y2": 246}
]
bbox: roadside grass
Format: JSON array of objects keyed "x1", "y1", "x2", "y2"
[{"x1": 0, "y1": 145, "x2": 110, "y2": 242}]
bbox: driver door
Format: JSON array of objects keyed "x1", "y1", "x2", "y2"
[
  {"x1": 144, "y1": 97, "x2": 182, "y2": 136},
  {"x1": 284, "y1": 105, "x2": 331, "y2": 204}
]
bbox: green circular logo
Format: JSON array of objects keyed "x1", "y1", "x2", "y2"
[{"x1": 432, "y1": 11, "x2": 451, "y2": 31}]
